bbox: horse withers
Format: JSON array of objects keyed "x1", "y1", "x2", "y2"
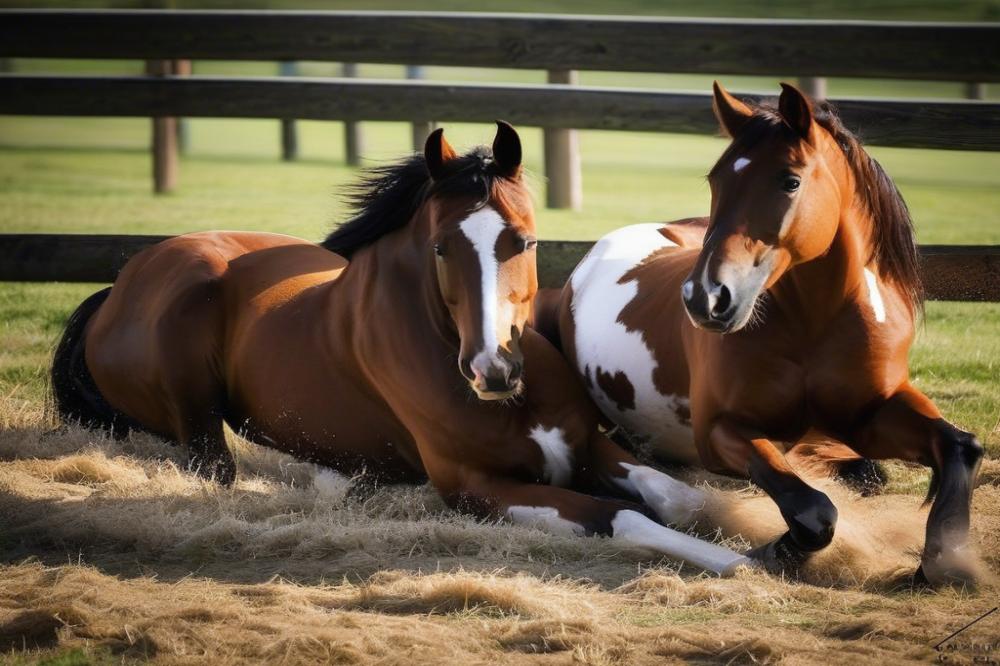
[
  {"x1": 547, "y1": 84, "x2": 983, "y2": 586},
  {"x1": 51, "y1": 122, "x2": 751, "y2": 576}
]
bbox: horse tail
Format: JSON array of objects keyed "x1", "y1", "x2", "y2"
[{"x1": 51, "y1": 287, "x2": 132, "y2": 437}]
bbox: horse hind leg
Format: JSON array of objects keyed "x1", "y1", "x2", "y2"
[{"x1": 850, "y1": 384, "x2": 984, "y2": 587}]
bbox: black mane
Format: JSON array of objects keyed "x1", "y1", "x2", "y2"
[
  {"x1": 321, "y1": 147, "x2": 506, "y2": 258},
  {"x1": 713, "y1": 99, "x2": 924, "y2": 314}
]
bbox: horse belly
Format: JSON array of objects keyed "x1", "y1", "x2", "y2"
[
  {"x1": 564, "y1": 224, "x2": 700, "y2": 465},
  {"x1": 224, "y1": 280, "x2": 425, "y2": 483}
]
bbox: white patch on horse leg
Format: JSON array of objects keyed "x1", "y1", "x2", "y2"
[
  {"x1": 733, "y1": 157, "x2": 751, "y2": 172},
  {"x1": 863, "y1": 267, "x2": 886, "y2": 323},
  {"x1": 459, "y1": 206, "x2": 508, "y2": 374},
  {"x1": 528, "y1": 425, "x2": 573, "y2": 487},
  {"x1": 612, "y1": 509, "x2": 751, "y2": 576},
  {"x1": 618, "y1": 462, "x2": 706, "y2": 527},
  {"x1": 507, "y1": 505, "x2": 585, "y2": 536}
]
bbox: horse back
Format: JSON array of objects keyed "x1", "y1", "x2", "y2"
[{"x1": 84, "y1": 231, "x2": 329, "y2": 437}]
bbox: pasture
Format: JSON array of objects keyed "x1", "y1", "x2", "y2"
[{"x1": 2, "y1": 84, "x2": 1000, "y2": 662}]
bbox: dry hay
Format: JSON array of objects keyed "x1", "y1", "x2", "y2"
[{"x1": 2, "y1": 396, "x2": 999, "y2": 664}]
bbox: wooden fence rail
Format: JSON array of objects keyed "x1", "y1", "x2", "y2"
[
  {"x1": 2, "y1": 75, "x2": 998, "y2": 152},
  {"x1": 2, "y1": 10, "x2": 998, "y2": 82},
  {"x1": 1, "y1": 234, "x2": 997, "y2": 302}
]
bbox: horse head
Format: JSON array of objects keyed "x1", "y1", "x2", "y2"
[
  {"x1": 425, "y1": 122, "x2": 537, "y2": 399},
  {"x1": 682, "y1": 82, "x2": 852, "y2": 333}
]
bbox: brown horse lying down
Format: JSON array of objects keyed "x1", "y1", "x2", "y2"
[
  {"x1": 51, "y1": 123, "x2": 752, "y2": 576},
  {"x1": 541, "y1": 83, "x2": 983, "y2": 586}
]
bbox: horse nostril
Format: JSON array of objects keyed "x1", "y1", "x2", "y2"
[
  {"x1": 711, "y1": 284, "x2": 732, "y2": 318},
  {"x1": 681, "y1": 280, "x2": 695, "y2": 304},
  {"x1": 459, "y1": 358, "x2": 474, "y2": 381}
]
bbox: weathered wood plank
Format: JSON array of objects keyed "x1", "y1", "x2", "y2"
[
  {"x1": 2, "y1": 75, "x2": 998, "y2": 151},
  {"x1": 1, "y1": 10, "x2": 998, "y2": 82},
  {"x1": 1, "y1": 234, "x2": 997, "y2": 302}
]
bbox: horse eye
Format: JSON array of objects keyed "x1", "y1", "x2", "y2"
[
  {"x1": 523, "y1": 238, "x2": 538, "y2": 252},
  {"x1": 434, "y1": 243, "x2": 445, "y2": 257},
  {"x1": 782, "y1": 176, "x2": 801, "y2": 193}
]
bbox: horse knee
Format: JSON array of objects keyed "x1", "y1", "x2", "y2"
[{"x1": 785, "y1": 490, "x2": 837, "y2": 551}]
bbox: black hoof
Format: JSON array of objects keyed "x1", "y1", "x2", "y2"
[
  {"x1": 747, "y1": 532, "x2": 816, "y2": 576},
  {"x1": 917, "y1": 556, "x2": 980, "y2": 589}
]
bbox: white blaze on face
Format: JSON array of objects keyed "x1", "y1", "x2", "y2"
[
  {"x1": 459, "y1": 206, "x2": 514, "y2": 379},
  {"x1": 733, "y1": 156, "x2": 751, "y2": 173},
  {"x1": 529, "y1": 425, "x2": 573, "y2": 487},
  {"x1": 863, "y1": 267, "x2": 886, "y2": 323},
  {"x1": 569, "y1": 223, "x2": 697, "y2": 463}
]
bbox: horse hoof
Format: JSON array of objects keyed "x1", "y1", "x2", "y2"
[
  {"x1": 916, "y1": 555, "x2": 980, "y2": 589},
  {"x1": 747, "y1": 532, "x2": 814, "y2": 576}
]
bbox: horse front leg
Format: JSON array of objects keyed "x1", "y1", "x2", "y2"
[
  {"x1": 849, "y1": 384, "x2": 983, "y2": 586},
  {"x1": 707, "y1": 418, "x2": 838, "y2": 574},
  {"x1": 582, "y1": 431, "x2": 708, "y2": 529},
  {"x1": 448, "y1": 476, "x2": 751, "y2": 577}
]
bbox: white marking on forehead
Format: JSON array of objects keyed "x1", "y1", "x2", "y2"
[
  {"x1": 863, "y1": 268, "x2": 886, "y2": 323},
  {"x1": 611, "y1": 509, "x2": 751, "y2": 576},
  {"x1": 459, "y1": 206, "x2": 508, "y2": 360},
  {"x1": 569, "y1": 224, "x2": 697, "y2": 464},
  {"x1": 733, "y1": 157, "x2": 751, "y2": 173},
  {"x1": 507, "y1": 505, "x2": 585, "y2": 536},
  {"x1": 529, "y1": 425, "x2": 573, "y2": 487}
]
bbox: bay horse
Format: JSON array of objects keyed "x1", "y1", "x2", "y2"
[
  {"x1": 51, "y1": 122, "x2": 752, "y2": 576},
  {"x1": 543, "y1": 84, "x2": 983, "y2": 586}
]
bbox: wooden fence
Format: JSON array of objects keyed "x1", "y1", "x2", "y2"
[{"x1": 0, "y1": 10, "x2": 998, "y2": 299}]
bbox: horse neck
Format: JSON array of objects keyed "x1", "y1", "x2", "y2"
[
  {"x1": 773, "y1": 167, "x2": 875, "y2": 335},
  {"x1": 359, "y1": 205, "x2": 461, "y2": 362}
]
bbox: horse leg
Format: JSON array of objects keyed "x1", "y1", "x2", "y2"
[
  {"x1": 177, "y1": 410, "x2": 236, "y2": 486},
  {"x1": 452, "y1": 477, "x2": 751, "y2": 576},
  {"x1": 848, "y1": 383, "x2": 983, "y2": 586},
  {"x1": 708, "y1": 419, "x2": 838, "y2": 573},
  {"x1": 582, "y1": 431, "x2": 708, "y2": 528}
]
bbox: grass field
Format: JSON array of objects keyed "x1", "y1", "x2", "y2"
[{"x1": 2, "y1": 44, "x2": 1000, "y2": 664}]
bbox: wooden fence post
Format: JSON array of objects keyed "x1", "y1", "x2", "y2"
[
  {"x1": 964, "y1": 82, "x2": 986, "y2": 100},
  {"x1": 279, "y1": 61, "x2": 298, "y2": 161},
  {"x1": 797, "y1": 76, "x2": 827, "y2": 100},
  {"x1": 146, "y1": 59, "x2": 178, "y2": 194},
  {"x1": 342, "y1": 63, "x2": 363, "y2": 166},
  {"x1": 173, "y1": 59, "x2": 191, "y2": 155},
  {"x1": 407, "y1": 65, "x2": 436, "y2": 151},
  {"x1": 543, "y1": 70, "x2": 582, "y2": 210}
]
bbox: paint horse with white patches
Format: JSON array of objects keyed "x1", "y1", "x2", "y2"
[
  {"x1": 52, "y1": 123, "x2": 750, "y2": 576},
  {"x1": 545, "y1": 83, "x2": 984, "y2": 586}
]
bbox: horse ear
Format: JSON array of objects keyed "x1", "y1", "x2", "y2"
[
  {"x1": 492, "y1": 120, "x2": 522, "y2": 178},
  {"x1": 425, "y1": 128, "x2": 458, "y2": 181},
  {"x1": 778, "y1": 82, "x2": 814, "y2": 141},
  {"x1": 712, "y1": 81, "x2": 753, "y2": 137}
]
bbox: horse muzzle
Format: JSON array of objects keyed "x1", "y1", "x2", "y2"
[
  {"x1": 681, "y1": 277, "x2": 741, "y2": 333},
  {"x1": 461, "y1": 354, "x2": 524, "y2": 400}
]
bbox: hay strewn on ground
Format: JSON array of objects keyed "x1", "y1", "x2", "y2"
[{"x1": 2, "y1": 396, "x2": 998, "y2": 664}]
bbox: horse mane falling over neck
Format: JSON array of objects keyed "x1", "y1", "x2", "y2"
[
  {"x1": 320, "y1": 148, "x2": 511, "y2": 258},
  {"x1": 717, "y1": 98, "x2": 924, "y2": 315}
]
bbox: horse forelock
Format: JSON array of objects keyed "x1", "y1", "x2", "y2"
[{"x1": 320, "y1": 146, "x2": 530, "y2": 259}]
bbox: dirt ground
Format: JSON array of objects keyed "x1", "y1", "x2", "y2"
[{"x1": 2, "y1": 397, "x2": 998, "y2": 665}]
